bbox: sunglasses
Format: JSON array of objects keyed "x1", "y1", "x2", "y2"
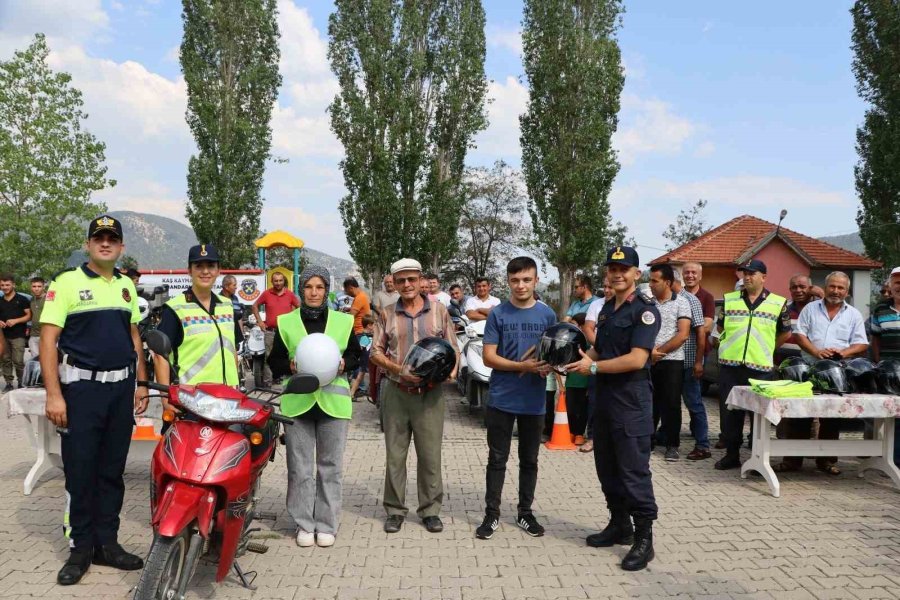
[{"x1": 394, "y1": 276, "x2": 420, "y2": 285}]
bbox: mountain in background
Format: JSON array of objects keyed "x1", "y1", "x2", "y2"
[
  {"x1": 817, "y1": 231, "x2": 866, "y2": 256},
  {"x1": 68, "y1": 211, "x2": 358, "y2": 284}
]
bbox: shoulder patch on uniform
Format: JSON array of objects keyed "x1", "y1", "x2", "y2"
[
  {"x1": 641, "y1": 310, "x2": 656, "y2": 325},
  {"x1": 50, "y1": 267, "x2": 77, "y2": 282}
]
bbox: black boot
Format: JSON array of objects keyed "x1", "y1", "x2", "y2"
[
  {"x1": 586, "y1": 511, "x2": 633, "y2": 547},
  {"x1": 92, "y1": 543, "x2": 143, "y2": 571},
  {"x1": 57, "y1": 547, "x2": 92, "y2": 585},
  {"x1": 621, "y1": 518, "x2": 654, "y2": 571}
]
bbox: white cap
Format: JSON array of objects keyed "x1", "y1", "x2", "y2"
[
  {"x1": 890, "y1": 266, "x2": 900, "y2": 279},
  {"x1": 390, "y1": 258, "x2": 423, "y2": 275}
]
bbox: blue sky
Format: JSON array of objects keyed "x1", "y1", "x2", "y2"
[{"x1": 0, "y1": 0, "x2": 864, "y2": 267}]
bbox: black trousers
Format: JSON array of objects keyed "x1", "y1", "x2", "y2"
[
  {"x1": 61, "y1": 376, "x2": 135, "y2": 550},
  {"x1": 566, "y1": 387, "x2": 589, "y2": 436},
  {"x1": 543, "y1": 390, "x2": 556, "y2": 437},
  {"x1": 484, "y1": 406, "x2": 543, "y2": 519},
  {"x1": 651, "y1": 360, "x2": 684, "y2": 448},
  {"x1": 719, "y1": 365, "x2": 773, "y2": 456},
  {"x1": 594, "y1": 381, "x2": 658, "y2": 521}
]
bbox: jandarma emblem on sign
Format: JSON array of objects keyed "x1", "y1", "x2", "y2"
[{"x1": 611, "y1": 247, "x2": 625, "y2": 260}]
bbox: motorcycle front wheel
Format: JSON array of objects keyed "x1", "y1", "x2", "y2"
[
  {"x1": 133, "y1": 532, "x2": 188, "y2": 600},
  {"x1": 252, "y1": 356, "x2": 264, "y2": 388}
]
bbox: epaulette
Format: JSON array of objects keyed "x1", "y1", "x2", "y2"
[{"x1": 50, "y1": 267, "x2": 77, "y2": 282}]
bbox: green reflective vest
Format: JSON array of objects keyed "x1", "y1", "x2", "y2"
[
  {"x1": 166, "y1": 293, "x2": 239, "y2": 385},
  {"x1": 278, "y1": 309, "x2": 353, "y2": 419},
  {"x1": 718, "y1": 290, "x2": 786, "y2": 371}
]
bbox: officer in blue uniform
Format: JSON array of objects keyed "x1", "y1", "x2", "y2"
[
  {"x1": 40, "y1": 215, "x2": 148, "y2": 585},
  {"x1": 566, "y1": 246, "x2": 660, "y2": 572}
]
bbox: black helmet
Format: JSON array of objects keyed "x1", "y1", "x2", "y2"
[
  {"x1": 537, "y1": 323, "x2": 587, "y2": 373},
  {"x1": 875, "y1": 359, "x2": 900, "y2": 395},
  {"x1": 843, "y1": 358, "x2": 878, "y2": 394},
  {"x1": 809, "y1": 359, "x2": 850, "y2": 394},
  {"x1": 402, "y1": 337, "x2": 456, "y2": 384},
  {"x1": 779, "y1": 356, "x2": 809, "y2": 382}
]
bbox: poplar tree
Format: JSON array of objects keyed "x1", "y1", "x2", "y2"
[
  {"x1": 852, "y1": 0, "x2": 900, "y2": 273},
  {"x1": 181, "y1": 0, "x2": 281, "y2": 268},
  {"x1": 329, "y1": 0, "x2": 488, "y2": 278},
  {"x1": 520, "y1": 0, "x2": 625, "y2": 316}
]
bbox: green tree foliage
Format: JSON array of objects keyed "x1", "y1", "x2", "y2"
[
  {"x1": 520, "y1": 0, "x2": 625, "y2": 316},
  {"x1": 328, "y1": 0, "x2": 488, "y2": 279},
  {"x1": 662, "y1": 199, "x2": 710, "y2": 251},
  {"x1": 119, "y1": 255, "x2": 139, "y2": 271},
  {"x1": 852, "y1": 0, "x2": 900, "y2": 274},
  {"x1": 0, "y1": 35, "x2": 112, "y2": 279},
  {"x1": 443, "y1": 161, "x2": 526, "y2": 290},
  {"x1": 181, "y1": 0, "x2": 281, "y2": 269}
]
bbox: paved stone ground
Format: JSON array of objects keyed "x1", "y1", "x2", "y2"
[{"x1": 1, "y1": 385, "x2": 899, "y2": 599}]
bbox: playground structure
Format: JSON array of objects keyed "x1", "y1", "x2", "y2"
[{"x1": 255, "y1": 230, "x2": 305, "y2": 292}]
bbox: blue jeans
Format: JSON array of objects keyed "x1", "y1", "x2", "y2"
[{"x1": 681, "y1": 366, "x2": 710, "y2": 450}]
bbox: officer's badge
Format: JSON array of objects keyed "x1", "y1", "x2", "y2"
[
  {"x1": 641, "y1": 311, "x2": 656, "y2": 325},
  {"x1": 79, "y1": 290, "x2": 93, "y2": 301},
  {"x1": 46, "y1": 291, "x2": 56, "y2": 302},
  {"x1": 611, "y1": 247, "x2": 625, "y2": 260},
  {"x1": 200, "y1": 244, "x2": 208, "y2": 257},
  {"x1": 122, "y1": 288, "x2": 131, "y2": 302},
  {"x1": 97, "y1": 216, "x2": 115, "y2": 227}
]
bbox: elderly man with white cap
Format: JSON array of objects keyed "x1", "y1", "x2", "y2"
[{"x1": 370, "y1": 258, "x2": 460, "y2": 534}]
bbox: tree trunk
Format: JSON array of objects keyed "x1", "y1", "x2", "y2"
[{"x1": 557, "y1": 266, "x2": 576, "y2": 320}]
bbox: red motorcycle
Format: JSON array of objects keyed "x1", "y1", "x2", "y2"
[{"x1": 133, "y1": 331, "x2": 317, "y2": 600}]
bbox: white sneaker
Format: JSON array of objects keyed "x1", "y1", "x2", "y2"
[
  {"x1": 316, "y1": 533, "x2": 335, "y2": 547},
  {"x1": 295, "y1": 530, "x2": 315, "y2": 547}
]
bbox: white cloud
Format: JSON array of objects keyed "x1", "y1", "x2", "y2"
[
  {"x1": 0, "y1": 0, "x2": 109, "y2": 46},
  {"x1": 95, "y1": 180, "x2": 189, "y2": 224},
  {"x1": 278, "y1": 0, "x2": 332, "y2": 82},
  {"x1": 612, "y1": 175, "x2": 848, "y2": 212},
  {"x1": 271, "y1": 104, "x2": 342, "y2": 158},
  {"x1": 471, "y1": 76, "x2": 529, "y2": 162},
  {"x1": 694, "y1": 140, "x2": 716, "y2": 158},
  {"x1": 487, "y1": 26, "x2": 522, "y2": 56},
  {"x1": 614, "y1": 94, "x2": 697, "y2": 165}
]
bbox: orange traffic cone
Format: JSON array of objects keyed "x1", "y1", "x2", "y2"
[
  {"x1": 132, "y1": 417, "x2": 161, "y2": 442},
  {"x1": 545, "y1": 389, "x2": 576, "y2": 450}
]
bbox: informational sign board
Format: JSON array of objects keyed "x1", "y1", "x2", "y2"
[{"x1": 138, "y1": 270, "x2": 266, "y2": 306}]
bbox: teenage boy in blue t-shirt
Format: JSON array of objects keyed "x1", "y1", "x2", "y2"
[{"x1": 476, "y1": 256, "x2": 557, "y2": 540}]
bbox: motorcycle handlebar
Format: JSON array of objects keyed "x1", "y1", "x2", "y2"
[
  {"x1": 137, "y1": 380, "x2": 170, "y2": 393},
  {"x1": 269, "y1": 413, "x2": 294, "y2": 425}
]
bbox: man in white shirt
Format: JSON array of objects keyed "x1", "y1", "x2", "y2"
[
  {"x1": 426, "y1": 273, "x2": 452, "y2": 308},
  {"x1": 584, "y1": 276, "x2": 613, "y2": 345},
  {"x1": 776, "y1": 271, "x2": 869, "y2": 475},
  {"x1": 464, "y1": 277, "x2": 501, "y2": 321}
]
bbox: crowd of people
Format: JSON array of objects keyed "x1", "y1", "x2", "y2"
[{"x1": 3, "y1": 212, "x2": 899, "y2": 586}]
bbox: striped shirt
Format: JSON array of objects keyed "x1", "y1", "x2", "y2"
[
  {"x1": 870, "y1": 301, "x2": 900, "y2": 360},
  {"x1": 681, "y1": 291, "x2": 705, "y2": 366},
  {"x1": 371, "y1": 294, "x2": 460, "y2": 383}
]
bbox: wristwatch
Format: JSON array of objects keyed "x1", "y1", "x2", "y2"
[{"x1": 589, "y1": 361, "x2": 598, "y2": 375}]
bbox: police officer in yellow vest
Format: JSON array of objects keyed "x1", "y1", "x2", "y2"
[
  {"x1": 154, "y1": 244, "x2": 242, "y2": 403},
  {"x1": 714, "y1": 259, "x2": 791, "y2": 470},
  {"x1": 267, "y1": 265, "x2": 361, "y2": 548}
]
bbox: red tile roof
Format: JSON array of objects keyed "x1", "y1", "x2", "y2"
[{"x1": 648, "y1": 215, "x2": 882, "y2": 269}]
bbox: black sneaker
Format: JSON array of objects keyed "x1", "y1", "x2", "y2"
[
  {"x1": 664, "y1": 447, "x2": 679, "y2": 462},
  {"x1": 475, "y1": 515, "x2": 499, "y2": 540},
  {"x1": 516, "y1": 514, "x2": 545, "y2": 537}
]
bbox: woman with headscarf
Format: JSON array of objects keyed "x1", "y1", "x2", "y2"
[{"x1": 268, "y1": 266, "x2": 361, "y2": 548}]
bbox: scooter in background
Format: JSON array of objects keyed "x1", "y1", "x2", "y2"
[{"x1": 455, "y1": 316, "x2": 492, "y2": 415}]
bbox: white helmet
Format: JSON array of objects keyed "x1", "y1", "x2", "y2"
[
  {"x1": 294, "y1": 333, "x2": 341, "y2": 387},
  {"x1": 137, "y1": 297, "x2": 150, "y2": 321}
]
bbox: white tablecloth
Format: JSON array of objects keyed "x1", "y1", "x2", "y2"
[{"x1": 726, "y1": 387, "x2": 900, "y2": 425}]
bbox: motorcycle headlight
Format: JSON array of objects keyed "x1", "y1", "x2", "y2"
[{"x1": 177, "y1": 389, "x2": 256, "y2": 423}]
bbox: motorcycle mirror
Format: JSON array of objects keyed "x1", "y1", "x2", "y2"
[
  {"x1": 145, "y1": 329, "x2": 173, "y2": 358},
  {"x1": 284, "y1": 373, "x2": 320, "y2": 395}
]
